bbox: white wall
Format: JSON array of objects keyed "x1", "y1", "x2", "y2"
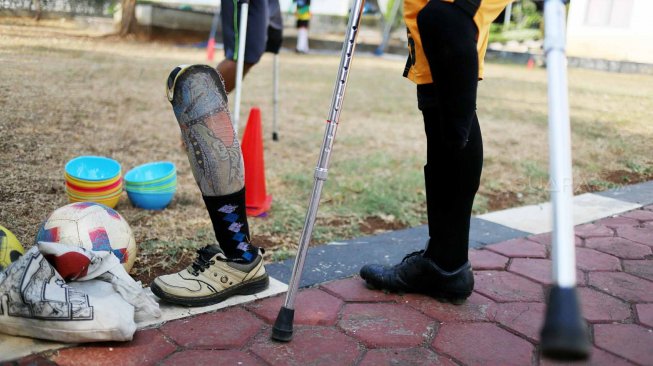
[{"x1": 567, "y1": 0, "x2": 653, "y2": 63}]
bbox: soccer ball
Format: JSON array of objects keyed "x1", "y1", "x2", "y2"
[
  {"x1": 35, "y1": 202, "x2": 137, "y2": 272},
  {"x1": 0, "y1": 224, "x2": 24, "y2": 271}
]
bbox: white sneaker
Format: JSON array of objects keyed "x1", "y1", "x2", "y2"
[{"x1": 151, "y1": 245, "x2": 269, "y2": 307}]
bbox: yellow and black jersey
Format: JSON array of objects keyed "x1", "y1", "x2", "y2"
[{"x1": 404, "y1": 0, "x2": 515, "y2": 84}]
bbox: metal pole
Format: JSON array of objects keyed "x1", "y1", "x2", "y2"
[
  {"x1": 271, "y1": 0, "x2": 367, "y2": 342},
  {"x1": 503, "y1": 2, "x2": 513, "y2": 30},
  {"x1": 375, "y1": 0, "x2": 402, "y2": 56},
  {"x1": 540, "y1": 0, "x2": 590, "y2": 360},
  {"x1": 233, "y1": 0, "x2": 249, "y2": 132},
  {"x1": 272, "y1": 54, "x2": 280, "y2": 141},
  {"x1": 206, "y1": 5, "x2": 221, "y2": 61}
]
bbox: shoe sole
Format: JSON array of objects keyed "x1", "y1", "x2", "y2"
[
  {"x1": 362, "y1": 281, "x2": 471, "y2": 305},
  {"x1": 151, "y1": 273, "x2": 270, "y2": 307}
]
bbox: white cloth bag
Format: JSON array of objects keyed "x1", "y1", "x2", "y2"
[{"x1": 0, "y1": 243, "x2": 160, "y2": 343}]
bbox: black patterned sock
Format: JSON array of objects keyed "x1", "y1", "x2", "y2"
[{"x1": 202, "y1": 188, "x2": 259, "y2": 262}]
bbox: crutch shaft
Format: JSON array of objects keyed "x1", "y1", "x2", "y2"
[
  {"x1": 544, "y1": 0, "x2": 575, "y2": 288},
  {"x1": 272, "y1": 54, "x2": 280, "y2": 140},
  {"x1": 540, "y1": 0, "x2": 590, "y2": 360},
  {"x1": 233, "y1": 0, "x2": 249, "y2": 131},
  {"x1": 272, "y1": 0, "x2": 366, "y2": 342}
]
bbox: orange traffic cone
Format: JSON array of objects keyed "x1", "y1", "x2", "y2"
[
  {"x1": 527, "y1": 56, "x2": 535, "y2": 69},
  {"x1": 241, "y1": 107, "x2": 272, "y2": 216}
]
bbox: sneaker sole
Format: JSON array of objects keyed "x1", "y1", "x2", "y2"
[
  {"x1": 362, "y1": 281, "x2": 471, "y2": 305},
  {"x1": 151, "y1": 273, "x2": 270, "y2": 307}
]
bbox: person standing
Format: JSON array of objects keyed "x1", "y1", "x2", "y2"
[
  {"x1": 295, "y1": 0, "x2": 311, "y2": 53},
  {"x1": 218, "y1": 0, "x2": 283, "y2": 92},
  {"x1": 360, "y1": 0, "x2": 514, "y2": 304}
]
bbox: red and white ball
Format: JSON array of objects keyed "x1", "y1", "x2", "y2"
[{"x1": 36, "y1": 202, "x2": 137, "y2": 272}]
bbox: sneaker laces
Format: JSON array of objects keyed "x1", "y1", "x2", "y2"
[
  {"x1": 188, "y1": 245, "x2": 265, "y2": 275},
  {"x1": 401, "y1": 250, "x2": 425, "y2": 263},
  {"x1": 189, "y1": 245, "x2": 220, "y2": 276}
]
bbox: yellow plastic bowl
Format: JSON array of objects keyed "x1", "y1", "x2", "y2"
[
  {"x1": 65, "y1": 172, "x2": 122, "y2": 188},
  {"x1": 68, "y1": 192, "x2": 122, "y2": 208},
  {"x1": 66, "y1": 188, "x2": 123, "y2": 201}
]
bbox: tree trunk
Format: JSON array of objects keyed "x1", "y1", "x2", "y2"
[{"x1": 119, "y1": 0, "x2": 138, "y2": 36}]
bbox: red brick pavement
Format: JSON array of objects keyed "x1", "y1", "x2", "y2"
[{"x1": 6, "y1": 207, "x2": 653, "y2": 365}]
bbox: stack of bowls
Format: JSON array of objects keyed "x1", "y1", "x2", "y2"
[
  {"x1": 125, "y1": 161, "x2": 177, "y2": 210},
  {"x1": 64, "y1": 156, "x2": 123, "y2": 208}
]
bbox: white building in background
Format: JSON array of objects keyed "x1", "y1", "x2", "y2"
[{"x1": 567, "y1": 0, "x2": 653, "y2": 64}]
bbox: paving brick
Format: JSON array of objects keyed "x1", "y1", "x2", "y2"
[
  {"x1": 469, "y1": 249, "x2": 509, "y2": 270},
  {"x1": 635, "y1": 303, "x2": 653, "y2": 328},
  {"x1": 616, "y1": 225, "x2": 653, "y2": 247},
  {"x1": 623, "y1": 259, "x2": 653, "y2": 281},
  {"x1": 50, "y1": 329, "x2": 176, "y2": 366},
  {"x1": 489, "y1": 302, "x2": 545, "y2": 342},
  {"x1": 161, "y1": 307, "x2": 262, "y2": 349},
  {"x1": 319, "y1": 276, "x2": 401, "y2": 302},
  {"x1": 528, "y1": 232, "x2": 583, "y2": 247},
  {"x1": 404, "y1": 292, "x2": 496, "y2": 323},
  {"x1": 159, "y1": 350, "x2": 264, "y2": 366},
  {"x1": 577, "y1": 287, "x2": 632, "y2": 323},
  {"x1": 247, "y1": 288, "x2": 343, "y2": 326},
  {"x1": 575, "y1": 247, "x2": 621, "y2": 271},
  {"x1": 508, "y1": 258, "x2": 585, "y2": 286},
  {"x1": 539, "y1": 347, "x2": 637, "y2": 366},
  {"x1": 585, "y1": 237, "x2": 652, "y2": 259},
  {"x1": 594, "y1": 324, "x2": 653, "y2": 365},
  {"x1": 249, "y1": 326, "x2": 361, "y2": 366},
  {"x1": 589, "y1": 272, "x2": 653, "y2": 302},
  {"x1": 433, "y1": 323, "x2": 534, "y2": 366},
  {"x1": 338, "y1": 303, "x2": 434, "y2": 348},
  {"x1": 573, "y1": 223, "x2": 615, "y2": 239},
  {"x1": 620, "y1": 209, "x2": 653, "y2": 222},
  {"x1": 359, "y1": 348, "x2": 457, "y2": 366},
  {"x1": 595, "y1": 216, "x2": 640, "y2": 228},
  {"x1": 474, "y1": 270, "x2": 544, "y2": 302},
  {"x1": 486, "y1": 237, "x2": 547, "y2": 258}
]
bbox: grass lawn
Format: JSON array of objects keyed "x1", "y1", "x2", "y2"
[{"x1": 1, "y1": 18, "x2": 651, "y2": 282}]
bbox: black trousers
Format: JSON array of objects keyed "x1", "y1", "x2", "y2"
[{"x1": 416, "y1": 1, "x2": 483, "y2": 271}]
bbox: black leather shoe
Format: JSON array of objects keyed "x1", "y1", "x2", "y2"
[{"x1": 360, "y1": 251, "x2": 474, "y2": 304}]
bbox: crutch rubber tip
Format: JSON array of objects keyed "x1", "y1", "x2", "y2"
[
  {"x1": 540, "y1": 286, "x2": 591, "y2": 361},
  {"x1": 271, "y1": 306, "x2": 295, "y2": 342},
  {"x1": 272, "y1": 132, "x2": 279, "y2": 141}
]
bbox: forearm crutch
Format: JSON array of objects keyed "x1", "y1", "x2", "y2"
[
  {"x1": 233, "y1": 0, "x2": 249, "y2": 131},
  {"x1": 374, "y1": 0, "x2": 402, "y2": 56},
  {"x1": 539, "y1": 0, "x2": 590, "y2": 360},
  {"x1": 271, "y1": 0, "x2": 366, "y2": 342},
  {"x1": 272, "y1": 53, "x2": 280, "y2": 141}
]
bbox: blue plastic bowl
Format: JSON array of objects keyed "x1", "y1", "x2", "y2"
[
  {"x1": 125, "y1": 183, "x2": 177, "y2": 194},
  {"x1": 65, "y1": 156, "x2": 121, "y2": 182},
  {"x1": 125, "y1": 161, "x2": 176, "y2": 185},
  {"x1": 125, "y1": 176, "x2": 177, "y2": 191},
  {"x1": 127, "y1": 190, "x2": 175, "y2": 210}
]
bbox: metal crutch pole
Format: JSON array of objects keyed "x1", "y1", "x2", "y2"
[
  {"x1": 539, "y1": 0, "x2": 590, "y2": 360},
  {"x1": 375, "y1": 0, "x2": 402, "y2": 56},
  {"x1": 271, "y1": 0, "x2": 367, "y2": 342},
  {"x1": 233, "y1": 0, "x2": 249, "y2": 132},
  {"x1": 272, "y1": 53, "x2": 280, "y2": 141}
]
